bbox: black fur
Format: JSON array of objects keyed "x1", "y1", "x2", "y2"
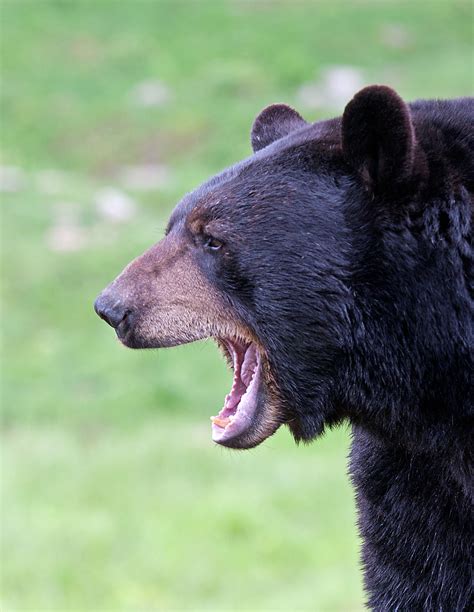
[
  {"x1": 251, "y1": 103, "x2": 307, "y2": 152},
  {"x1": 167, "y1": 86, "x2": 474, "y2": 609}
]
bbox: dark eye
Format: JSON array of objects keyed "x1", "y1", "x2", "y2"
[{"x1": 203, "y1": 235, "x2": 223, "y2": 251}]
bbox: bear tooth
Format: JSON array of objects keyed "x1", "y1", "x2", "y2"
[{"x1": 210, "y1": 415, "x2": 231, "y2": 428}]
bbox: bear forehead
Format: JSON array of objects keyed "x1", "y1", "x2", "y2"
[{"x1": 167, "y1": 117, "x2": 341, "y2": 232}]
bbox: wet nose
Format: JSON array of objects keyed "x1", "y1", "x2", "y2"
[{"x1": 94, "y1": 294, "x2": 131, "y2": 329}]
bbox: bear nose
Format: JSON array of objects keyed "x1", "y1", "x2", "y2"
[{"x1": 94, "y1": 294, "x2": 131, "y2": 329}]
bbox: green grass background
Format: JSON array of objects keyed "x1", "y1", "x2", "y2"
[{"x1": 1, "y1": 1, "x2": 472, "y2": 610}]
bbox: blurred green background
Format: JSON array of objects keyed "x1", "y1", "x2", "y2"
[{"x1": 1, "y1": 1, "x2": 472, "y2": 610}]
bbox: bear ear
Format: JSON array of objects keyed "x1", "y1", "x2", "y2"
[
  {"x1": 251, "y1": 103, "x2": 307, "y2": 152},
  {"x1": 342, "y1": 85, "x2": 415, "y2": 191}
]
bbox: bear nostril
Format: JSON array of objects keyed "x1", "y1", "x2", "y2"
[{"x1": 94, "y1": 296, "x2": 132, "y2": 330}]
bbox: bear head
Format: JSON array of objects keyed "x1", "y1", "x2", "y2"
[{"x1": 95, "y1": 86, "x2": 473, "y2": 451}]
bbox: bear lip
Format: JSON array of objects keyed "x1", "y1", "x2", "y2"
[{"x1": 210, "y1": 339, "x2": 261, "y2": 444}]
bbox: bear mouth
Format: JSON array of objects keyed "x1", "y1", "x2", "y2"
[
  {"x1": 211, "y1": 338, "x2": 263, "y2": 445},
  {"x1": 113, "y1": 319, "x2": 282, "y2": 448}
]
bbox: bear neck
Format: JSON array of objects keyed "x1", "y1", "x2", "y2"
[{"x1": 342, "y1": 190, "x2": 472, "y2": 459}]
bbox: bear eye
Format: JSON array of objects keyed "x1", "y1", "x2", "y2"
[{"x1": 203, "y1": 235, "x2": 224, "y2": 252}]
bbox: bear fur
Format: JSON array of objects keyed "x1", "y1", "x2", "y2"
[{"x1": 95, "y1": 86, "x2": 473, "y2": 609}]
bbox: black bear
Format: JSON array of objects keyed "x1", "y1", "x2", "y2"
[{"x1": 95, "y1": 85, "x2": 473, "y2": 610}]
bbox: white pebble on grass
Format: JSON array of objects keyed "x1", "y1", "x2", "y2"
[
  {"x1": 46, "y1": 205, "x2": 87, "y2": 253},
  {"x1": 130, "y1": 79, "x2": 172, "y2": 108},
  {"x1": 0, "y1": 165, "x2": 26, "y2": 192},
  {"x1": 297, "y1": 66, "x2": 365, "y2": 111},
  {"x1": 35, "y1": 169, "x2": 72, "y2": 195},
  {"x1": 47, "y1": 223, "x2": 88, "y2": 252},
  {"x1": 119, "y1": 164, "x2": 171, "y2": 191},
  {"x1": 380, "y1": 24, "x2": 412, "y2": 49},
  {"x1": 95, "y1": 187, "x2": 137, "y2": 223}
]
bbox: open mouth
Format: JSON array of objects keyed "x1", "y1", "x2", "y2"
[{"x1": 211, "y1": 339, "x2": 262, "y2": 444}]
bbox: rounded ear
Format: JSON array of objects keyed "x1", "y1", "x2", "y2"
[
  {"x1": 342, "y1": 85, "x2": 415, "y2": 190},
  {"x1": 251, "y1": 103, "x2": 307, "y2": 152}
]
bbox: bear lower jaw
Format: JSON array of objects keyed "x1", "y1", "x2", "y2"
[
  {"x1": 210, "y1": 338, "x2": 282, "y2": 448},
  {"x1": 211, "y1": 339, "x2": 262, "y2": 443}
]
